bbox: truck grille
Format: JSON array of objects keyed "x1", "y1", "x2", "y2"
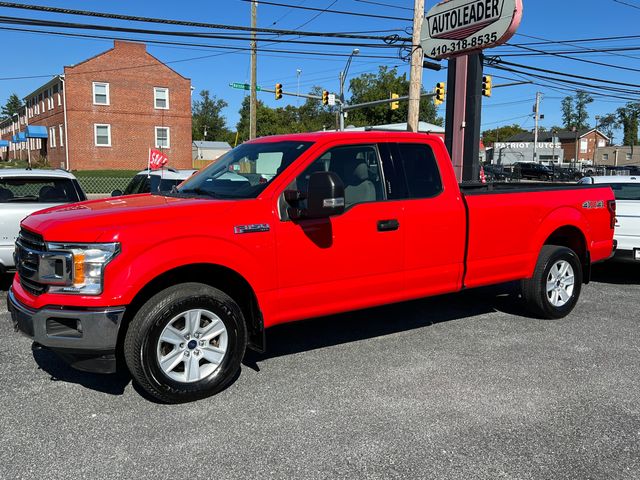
[{"x1": 15, "y1": 229, "x2": 48, "y2": 296}]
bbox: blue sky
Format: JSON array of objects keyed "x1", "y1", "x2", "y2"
[{"x1": 0, "y1": 0, "x2": 638, "y2": 142}]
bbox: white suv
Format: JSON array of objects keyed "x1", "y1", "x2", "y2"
[
  {"x1": 0, "y1": 169, "x2": 86, "y2": 274},
  {"x1": 579, "y1": 175, "x2": 640, "y2": 262}
]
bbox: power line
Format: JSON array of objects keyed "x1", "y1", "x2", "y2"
[
  {"x1": 0, "y1": 15, "x2": 401, "y2": 49},
  {"x1": 612, "y1": 0, "x2": 640, "y2": 9},
  {"x1": 504, "y1": 43, "x2": 640, "y2": 74},
  {"x1": 239, "y1": 0, "x2": 412, "y2": 21},
  {"x1": 293, "y1": 0, "x2": 339, "y2": 30},
  {"x1": 352, "y1": 0, "x2": 413, "y2": 11},
  {"x1": 0, "y1": 1, "x2": 408, "y2": 40},
  {"x1": 489, "y1": 58, "x2": 640, "y2": 90}
]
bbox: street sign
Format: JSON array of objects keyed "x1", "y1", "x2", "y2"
[
  {"x1": 229, "y1": 83, "x2": 262, "y2": 91},
  {"x1": 328, "y1": 94, "x2": 336, "y2": 106},
  {"x1": 421, "y1": 0, "x2": 523, "y2": 60}
]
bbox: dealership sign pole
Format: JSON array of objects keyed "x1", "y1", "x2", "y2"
[{"x1": 421, "y1": 0, "x2": 523, "y2": 181}]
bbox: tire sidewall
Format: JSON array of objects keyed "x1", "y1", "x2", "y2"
[
  {"x1": 538, "y1": 247, "x2": 582, "y2": 319},
  {"x1": 131, "y1": 285, "x2": 246, "y2": 402}
]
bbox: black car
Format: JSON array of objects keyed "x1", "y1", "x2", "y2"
[
  {"x1": 552, "y1": 166, "x2": 583, "y2": 182},
  {"x1": 513, "y1": 162, "x2": 555, "y2": 181}
]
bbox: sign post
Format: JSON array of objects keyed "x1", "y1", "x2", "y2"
[{"x1": 421, "y1": 0, "x2": 523, "y2": 182}]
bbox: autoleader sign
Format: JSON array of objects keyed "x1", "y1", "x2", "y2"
[{"x1": 421, "y1": 0, "x2": 523, "y2": 60}]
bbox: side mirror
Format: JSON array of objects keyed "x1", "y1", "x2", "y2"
[
  {"x1": 306, "y1": 171, "x2": 345, "y2": 218},
  {"x1": 111, "y1": 189, "x2": 123, "y2": 197},
  {"x1": 286, "y1": 171, "x2": 344, "y2": 220}
]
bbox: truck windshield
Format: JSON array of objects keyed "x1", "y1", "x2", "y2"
[{"x1": 177, "y1": 141, "x2": 313, "y2": 199}]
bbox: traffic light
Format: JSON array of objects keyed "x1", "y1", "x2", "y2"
[
  {"x1": 275, "y1": 83, "x2": 283, "y2": 100},
  {"x1": 322, "y1": 90, "x2": 329, "y2": 106},
  {"x1": 482, "y1": 75, "x2": 492, "y2": 97},
  {"x1": 390, "y1": 93, "x2": 399, "y2": 110},
  {"x1": 434, "y1": 82, "x2": 446, "y2": 105}
]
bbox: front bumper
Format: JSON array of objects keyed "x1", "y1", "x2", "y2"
[{"x1": 7, "y1": 288, "x2": 126, "y2": 373}]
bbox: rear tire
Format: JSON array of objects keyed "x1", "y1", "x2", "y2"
[
  {"x1": 521, "y1": 245, "x2": 583, "y2": 319},
  {"x1": 124, "y1": 283, "x2": 247, "y2": 403}
]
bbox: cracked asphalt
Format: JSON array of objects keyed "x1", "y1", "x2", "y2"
[{"x1": 1, "y1": 262, "x2": 639, "y2": 480}]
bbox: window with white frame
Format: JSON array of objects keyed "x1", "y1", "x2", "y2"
[
  {"x1": 95, "y1": 124, "x2": 111, "y2": 146},
  {"x1": 93, "y1": 82, "x2": 110, "y2": 105},
  {"x1": 155, "y1": 126, "x2": 170, "y2": 148},
  {"x1": 49, "y1": 127, "x2": 56, "y2": 148},
  {"x1": 602, "y1": 154, "x2": 609, "y2": 161},
  {"x1": 626, "y1": 153, "x2": 633, "y2": 161},
  {"x1": 154, "y1": 87, "x2": 169, "y2": 109},
  {"x1": 59, "y1": 125, "x2": 64, "y2": 147},
  {"x1": 580, "y1": 139, "x2": 588, "y2": 153}
]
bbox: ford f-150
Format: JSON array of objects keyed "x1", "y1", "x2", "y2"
[{"x1": 8, "y1": 132, "x2": 616, "y2": 403}]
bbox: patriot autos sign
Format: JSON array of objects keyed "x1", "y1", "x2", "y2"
[{"x1": 420, "y1": 0, "x2": 523, "y2": 60}]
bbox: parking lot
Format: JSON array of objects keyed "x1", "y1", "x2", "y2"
[{"x1": 1, "y1": 264, "x2": 639, "y2": 480}]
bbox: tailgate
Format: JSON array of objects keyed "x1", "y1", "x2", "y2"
[{"x1": 615, "y1": 200, "x2": 640, "y2": 251}]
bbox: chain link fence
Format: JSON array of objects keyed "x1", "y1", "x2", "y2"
[{"x1": 76, "y1": 177, "x2": 131, "y2": 195}]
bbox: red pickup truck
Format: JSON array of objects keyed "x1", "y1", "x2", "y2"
[{"x1": 8, "y1": 132, "x2": 615, "y2": 403}]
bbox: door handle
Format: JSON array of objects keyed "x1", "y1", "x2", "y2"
[{"x1": 377, "y1": 219, "x2": 399, "y2": 232}]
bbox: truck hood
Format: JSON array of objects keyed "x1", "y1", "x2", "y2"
[{"x1": 21, "y1": 194, "x2": 237, "y2": 242}]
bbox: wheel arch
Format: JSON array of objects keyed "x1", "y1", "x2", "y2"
[
  {"x1": 543, "y1": 225, "x2": 591, "y2": 283},
  {"x1": 117, "y1": 263, "x2": 265, "y2": 366}
]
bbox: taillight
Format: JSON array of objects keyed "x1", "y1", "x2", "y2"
[{"x1": 607, "y1": 199, "x2": 616, "y2": 229}]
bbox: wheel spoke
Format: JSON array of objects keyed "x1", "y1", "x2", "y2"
[
  {"x1": 546, "y1": 279, "x2": 556, "y2": 292},
  {"x1": 201, "y1": 324, "x2": 226, "y2": 341},
  {"x1": 160, "y1": 348, "x2": 183, "y2": 373},
  {"x1": 549, "y1": 290, "x2": 558, "y2": 306},
  {"x1": 160, "y1": 326, "x2": 184, "y2": 345},
  {"x1": 186, "y1": 354, "x2": 201, "y2": 382},
  {"x1": 558, "y1": 262, "x2": 570, "y2": 277},
  {"x1": 185, "y1": 310, "x2": 201, "y2": 335},
  {"x1": 564, "y1": 275, "x2": 575, "y2": 286},
  {"x1": 201, "y1": 346, "x2": 225, "y2": 365},
  {"x1": 558, "y1": 288, "x2": 570, "y2": 303}
]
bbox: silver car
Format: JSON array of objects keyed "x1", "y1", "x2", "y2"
[{"x1": 0, "y1": 169, "x2": 86, "y2": 274}]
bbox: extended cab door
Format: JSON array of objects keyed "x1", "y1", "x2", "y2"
[
  {"x1": 379, "y1": 141, "x2": 466, "y2": 298},
  {"x1": 274, "y1": 143, "x2": 404, "y2": 323}
]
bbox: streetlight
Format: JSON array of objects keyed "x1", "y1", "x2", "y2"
[
  {"x1": 339, "y1": 48, "x2": 360, "y2": 131},
  {"x1": 594, "y1": 115, "x2": 600, "y2": 165},
  {"x1": 296, "y1": 69, "x2": 302, "y2": 107}
]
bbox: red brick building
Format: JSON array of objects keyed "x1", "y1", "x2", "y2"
[{"x1": 1, "y1": 41, "x2": 192, "y2": 170}]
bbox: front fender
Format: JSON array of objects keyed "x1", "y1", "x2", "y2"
[{"x1": 105, "y1": 234, "x2": 275, "y2": 305}]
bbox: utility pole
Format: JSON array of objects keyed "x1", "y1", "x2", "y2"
[
  {"x1": 407, "y1": 0, "x2": 425, "y2": 132},
  {"x1": 533, "y1": 91, "x2": 541, "y2": 163},
  {"x1": 249, "y1": 0, "x2": 258, "y2": 140}
]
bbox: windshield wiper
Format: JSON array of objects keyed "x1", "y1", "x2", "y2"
[{"x1": 177, "y1": 187, "x2": 221, "y2": 198}]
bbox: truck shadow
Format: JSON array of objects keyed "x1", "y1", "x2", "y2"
[
  {"x1": 591, "y1": 261, "x2": 640, "y2": 285},
  {"x1": 0, "y1": 273, "x2": 14, "y2": 291},
  {"x1": 32, "y1": 346, "x2": 131, "y2": 396},
  {"x1": 244, "y1": 284, "x2": 523, "y2": 368},
  {"x1": 30, "y1": 284, "x2": 526, "y2": 399}
]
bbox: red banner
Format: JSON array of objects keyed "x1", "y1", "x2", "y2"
[{"x1": 149, "y1": 149, "x2": 168, "y2": 170}]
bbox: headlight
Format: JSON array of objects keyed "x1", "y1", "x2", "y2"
[{"x1": 44, "y1": 242, "x2": 120, "y2": 295}]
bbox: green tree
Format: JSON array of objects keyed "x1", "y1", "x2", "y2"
[
  {"x1": 561, "y1": 97, "x2": 574, "y2": 129},
  {"x1": 192, "y1": 90, "x2": 231, "y2": 142},
  {"x1": 347, "y1": 66, "x2": 442, "y2": 128},
  {"x1": 616, "y1": 103, "x2": 640, "y2": 147},
  {"x1": 482, "y1": 124, "x2": 526, "y2": 145},
  {"x1": 596, "y1": 113, "x2": 618, "y2": 144},
  {"x1": 561, "y1": 91, "x2": 593, "y2": 130},
  {"x1": 1, "y1": 93, "x2": 22, "y2": 120}
]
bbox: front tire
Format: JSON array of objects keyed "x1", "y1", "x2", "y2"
[
  {"x1": 124, "y1": 283, "x2": 247, "y2": 403},
  {"x1": 521, "y1": 245, "x2": 583, "y2": 319}
]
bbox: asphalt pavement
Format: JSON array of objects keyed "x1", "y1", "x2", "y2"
[{"x1": 1, "y1": 263, "x2": 639, "y2": 480}]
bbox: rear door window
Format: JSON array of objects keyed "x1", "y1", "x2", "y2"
[{"x1": 382, "y1": 143, "x2": 443, "y2": 200}]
